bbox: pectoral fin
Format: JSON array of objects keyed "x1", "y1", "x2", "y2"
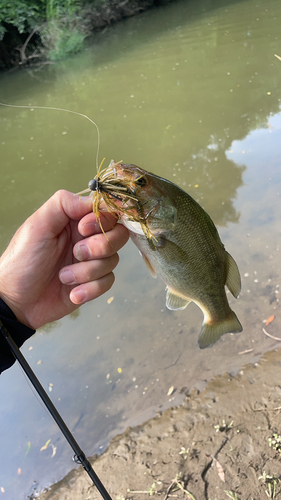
[
  {"x1": 166, "y1": 287, "x2": 191, "y2": 310},
  {"x1": 141, "y1": 252, "x2": 157, "y2": 278},
  {"x1": 225, "y1": 252, "x2": 241, "y2": 298}
]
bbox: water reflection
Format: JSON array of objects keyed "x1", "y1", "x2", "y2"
[{"x1": 0, "y1": 0, "x2": 281, "y2": 498}]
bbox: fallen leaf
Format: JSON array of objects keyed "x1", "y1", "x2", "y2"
[
  {"x1": 37, "y1": 360, "x2": 42, "y2": 365},
  {"x1": 0, "y1": 487, "x2": 5, "y2": 493},
  {"x1": 274, "y1": 54, "x2": 281, "y2": 61},
  {"x1": 117, "y1": 367, "x2": 122, "y2": 373},
  {"x1": 17, "y1": 468, "x2": 21, "y2": 475},
  {"x1": 40, "y1": 439, "x2": 51, "y2": 451},
  {"x1": 266, "y1": 315, "x2": 275, "y2": 326},
  {"x1": 26, "y1": 442, "x2": 31, "y2": 455},
  {"x1": 214, "y1": 457, "x2": 225, "y2": 482},
  {"x1": 167, "y1": 386, "x2": 174, "y2": 396},
  {"x1": 107, "y1": 296, "x2": 114, "y2": 304},
  {"x1": 28, "y1": 346, "x2": 33, "y2": 351}
]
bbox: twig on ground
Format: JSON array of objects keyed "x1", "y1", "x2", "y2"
[
  {"x1": 262, "y1": 328, "x2": 281, "y2": 341},
  {"x1": 164, "y1": 474, "x2": 196, "y2": 500}
]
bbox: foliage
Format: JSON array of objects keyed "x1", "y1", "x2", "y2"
[
  {"x1": 0, "y1": 0, "x2": 159, "y2": 66},
  {"x1": 0, "y1": 0, "x2": 41, "y2": 41},
  {"x1": 45, "y1": 0, "x2": 80, "y2": 21},
  {"x1": 0, "y1": 0, "x2": 90, "y2": 61},
  {"x1": 39, "y1": 17, "x2": 85, "y2": 61}
]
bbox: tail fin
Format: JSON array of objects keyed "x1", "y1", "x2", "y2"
[{"x1": 198, "y1": 310, "x2": 243, "y2": 349}]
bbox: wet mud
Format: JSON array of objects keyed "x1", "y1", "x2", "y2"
[{"x1": 38, "y1": 347, "x2": 281, "y2": 500}]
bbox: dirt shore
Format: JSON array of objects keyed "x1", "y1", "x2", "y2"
[{"x1": 38, "y1": 347, "x2": 281, "y2": 500}]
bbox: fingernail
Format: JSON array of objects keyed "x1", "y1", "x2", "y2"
[
  {"x1": 82, "y1": 221, "x2": 99, "y2": 233},
  {"x1": 76, "y1": 244, "x2": 90, "y2": 261},
  {"x1": 60, "y1": 269, "x2": 75, "y2": 284},
  {"x1": 72, "y1": 289, "x2": 86, "y2": 304}
]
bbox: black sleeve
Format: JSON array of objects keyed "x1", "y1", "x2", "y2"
[{"x1": 0, "y1": 299, "x2": 36, "y2": 373}]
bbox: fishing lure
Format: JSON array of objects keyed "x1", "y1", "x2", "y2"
[{"x1": 77, "y1": 159, "x2": 157, "y2": 245}]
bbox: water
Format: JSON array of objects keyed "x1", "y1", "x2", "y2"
[{"x1": 0, "y1": 0, "x2": 280, "y2": 497}]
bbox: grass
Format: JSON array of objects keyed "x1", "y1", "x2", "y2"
[{"x1": 259, "y1": 472, "x2": 281, "y2": 499}]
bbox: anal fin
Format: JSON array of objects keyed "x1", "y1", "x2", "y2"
[{"x1": 166, "y1": 287, "x2": 191, "y2": 310}]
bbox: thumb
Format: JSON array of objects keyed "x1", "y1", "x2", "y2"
[{"x1": 32, "y1": 190, "x2": 94, "y2": 237}]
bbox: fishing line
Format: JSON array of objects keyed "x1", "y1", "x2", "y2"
[
  {"x1": 0, "y1": 102, "x2": 101, "y2": 170},
  {"x1": 0, "y1": 321, "x2": 113, "y2": 500}
]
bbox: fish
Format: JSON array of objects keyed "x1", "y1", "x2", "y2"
[{"x1": 86, "y1": 160, "x2": 243, "y2": 349}]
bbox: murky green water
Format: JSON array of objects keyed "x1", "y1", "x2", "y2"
[{"x1": 0, "y1": 0, "x2": 281, "y2": 497}]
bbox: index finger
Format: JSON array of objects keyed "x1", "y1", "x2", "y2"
[
  {"x1": 78, "y1": 211, "x2": 118, "y2": 237},
  {"x1": 74, "y1": 223, "x2": 129, "y2": 261}
]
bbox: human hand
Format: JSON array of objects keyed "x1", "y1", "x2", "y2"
[{"x1": 0, "y1": 190, "x2": 129, "y2": 329}]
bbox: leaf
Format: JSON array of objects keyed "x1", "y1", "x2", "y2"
[
  {"x1": 40, "y1": 439, "x2": 51, "y2": 451},
  {"x1": 0, "y1": 487, "x2": 5, "y2": 493},
  {"x1": 214, "y1": 457, "x2": 225, "y2": 482},
  {"x1": 167, "y1": 386, "x2": 174, "y2": 396},
  {"x1": 26, "y1": 441, "x2": 31, "y2": 455},
  {"x1": 266, "y1": 315, "x2": 275, "y2": 326},
  {"x1": 274, "y1": 54, "x2": 281, "y2": 61},
  {"x1": 17, "y1": 468, "x2": 21, "y2": 475},
  {"x1": 107, "y1": 296, "x2": 114, "y2": 304}
]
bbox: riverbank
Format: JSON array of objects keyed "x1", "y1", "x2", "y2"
[
  {"x1": 38, "y1": 347, "x2": 281, "y2": 500},
  {"x1": 0, "y1": 0, "x2": 170, "y2": 71}
]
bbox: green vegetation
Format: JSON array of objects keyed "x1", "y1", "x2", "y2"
[
  {"x1": 0, "y1": 0, "x2": 158, "y2": 68},
  {"x1": 268, "y1": 434, "x2": 281, "y2": 453},
  {"x1": 259, "y1": 472, "x2": 281, "y2": 499}
]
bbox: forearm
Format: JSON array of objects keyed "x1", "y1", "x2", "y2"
[{"x1": 0, "y1": 299, "x2": 35, "y2": 373}]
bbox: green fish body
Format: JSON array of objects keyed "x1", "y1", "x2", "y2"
[{"x1": 104, "y1": 162, "x2": 243, "y2": 348}]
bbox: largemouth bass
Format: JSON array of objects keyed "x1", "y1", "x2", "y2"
[{"x1": 87, "y1": 160, "x2": 243, "y2": 349}]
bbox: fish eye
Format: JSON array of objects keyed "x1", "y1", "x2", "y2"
[{"x1": 134, "y1": 176, "x2": 147, "y2": 187}]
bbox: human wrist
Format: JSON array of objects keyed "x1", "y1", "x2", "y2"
[
  {"x1": 0, "y1": 298, "x2": 36, "y2": 372},
  {"x1": 0, "y1": 293, "x2": 32, "y2": 329}
]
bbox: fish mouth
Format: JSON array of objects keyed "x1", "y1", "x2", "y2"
[
  {"x1": 97, "y1": 161, "x2": 159, "y2": 246},
  {"x1": 80, "y1": 160, "x2": 158, "y2": 246}
]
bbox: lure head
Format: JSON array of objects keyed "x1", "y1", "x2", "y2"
[{"x1": 88, "y1": 178, "x2": 99, "y2": 191}]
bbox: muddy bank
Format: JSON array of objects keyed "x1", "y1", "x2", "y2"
[{"x1": 38, "y1": 348, "x2": 281, "y2": 500}]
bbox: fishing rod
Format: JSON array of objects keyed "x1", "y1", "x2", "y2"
[{"x1": 0, "y1": 319, "x2": 113, "y2": 500}]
